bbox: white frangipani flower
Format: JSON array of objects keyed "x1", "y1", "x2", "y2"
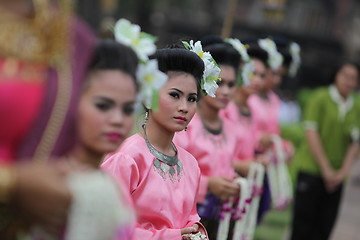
[
  {"x1": 114, "y1": 18, "x2": 156, "y2": 62},
  {"x1": 188, "y1": 40, "x2": 212, "y2": 62},
  {"x1": 136, "y1": 59, "x2": 168, "y2": 109},
  {"x1": 241, "y1": 60, "x2": 254, "y2": 86},
  {"x1": 203, "y1": 60, "x2": 221, "y2": 97},
  {"x1": 226, "y1": 38, "x2": 250, "y2": 62},
  {"x1": 258, "y1": 38, "x2": 283, "y2": 71},
  {"x1": 183, "y1": 40, "x2": 221, "y2": 97},
  {"x1": 289, "y1": 42, "x2": 301, "y2": 77}
]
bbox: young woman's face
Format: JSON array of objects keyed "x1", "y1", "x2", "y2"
[
  {"x1": 263, "y1": 66, "x2": 283, "y2": 91},
  {"x1": 335, "y1": 64, "x2": 359, "y2": 97},
  {"x1": 244, "y1": 58, "x2": 266, "y2": 94},
  {"x1": 150, "y1": 72, "x2": 198, "y2": 132},
  {"x1": 77, "y1": 70, "x2": 137, "y2": 154},
  {"x1": 203, "y1": 65, "x2": 236, "y2": 110}
]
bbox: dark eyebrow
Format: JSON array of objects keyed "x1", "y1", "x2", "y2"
[
  {"x1": 93, "y1": 96, "x2": 115, "y2": 105},
  {"x1": 94, "y1": 96, "x2": 136, "y2": 106},
  {"x1": 169, "y1": 88, "x2": 183, "y2": 94},
  {"x1": 169, "y1": 88, "x2": 198, "y2": 97}
]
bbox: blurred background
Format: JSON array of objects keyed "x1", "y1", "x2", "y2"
[{"x1": 76, "y1": 0, "x2": 360, "y2": 91}]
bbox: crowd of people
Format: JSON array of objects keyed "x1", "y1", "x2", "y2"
[{"x1": 1, "y1": 1, "x2": 359, "y2": 240}]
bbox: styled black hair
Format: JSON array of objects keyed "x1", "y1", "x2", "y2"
[
  {"x1": 247, "y1": 45, "x2": 269, "y2": 68},
  {"x1": 88, "y1": 39, "x2": 139, "y2": 87},
  {"x1": 240, "y1": 38, "x2": 270, "y2": 68},
  {"x1": 200, "y1": 35, "x2": 224, "y2": 48},
  {"x1": 150, "y1": 48, "x2": 204, "y2": 96},
  {"x1": 331, "y1": 61, "x2": 360, "y2": 83},
  {"x1": 203, "y1": 43, "x2": 241, "y2": 73}
]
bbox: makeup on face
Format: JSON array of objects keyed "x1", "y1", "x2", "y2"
[
  {"x1": 78, "y1": 70, "x2": 137, "y2": 154},
  {"x1": 150, "y1": 73, "x2": 198, "y2": 133}
]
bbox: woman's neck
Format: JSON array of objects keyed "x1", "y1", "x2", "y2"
[
  {"x1": 259, "y1": 89, "x2": 270, "y2": 99},
  {"x1": 145, "y1": 117, "x2": 175, "y2": 156},
  {"x1": 69, "y1": 145, "x2": 103, "y2": 169},
  {"x1": 197, "y1": 101, "x2": 221, "y2": 130},
  {"x1": 234, "y1": 88, "x2": 249, "y2": 108}
]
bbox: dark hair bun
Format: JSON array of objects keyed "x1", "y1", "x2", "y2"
[{"x1": 89, "y1": 39, "x2": 139, "y2": 81}]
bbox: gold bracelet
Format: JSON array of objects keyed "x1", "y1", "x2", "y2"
[{"x1": 0, "y1": 167, "x2": 17, "y2": 203}]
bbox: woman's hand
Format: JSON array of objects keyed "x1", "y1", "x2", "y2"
[
  {"x1": 208, "y1": 176, "x2": 240, "y2": 201},
  {"x1": 258, "y1": 133, "x2": 273, "y2": 152},
  {"x1": 321, "y1": 166, "x2": 338, "y2": 193},
  {"x1": 181, "y1": 224, "x2": 199, "y2": 239},
  {"x1": 14, "y1": 163, "x2": 72, "y2": 233},
  {"x1": 255, "y1": 154, "x2": 271, "y2": 167}
]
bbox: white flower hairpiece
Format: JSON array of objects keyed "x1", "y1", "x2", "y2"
[
  {"x1": 258, "y1": 38, "x2": 283, "y2": 71},
  {"x1": 114, "y1": 18, "x2": 157, "y2": 62},
  {"x1": 183, "y1": 40, "x2": 221, "y2": 97},
  {"x1": 225, "y1": 38, "x2": 250, "y2": 62},
  {"x1": 288, "y1": 42, "x2": 301, "y2": 78},
  {"x1": 136, "y1": 60, "x2": 168, "y2": 109},
  {"x1": 113, "y1": 18, "x2": 166, "y2": 110},
  {"x1": 241, "y1": 60, "x2": 254, "y2": 86},
  {"x1": 225, "y1": 38, "x2": 254, "y2": 86}
]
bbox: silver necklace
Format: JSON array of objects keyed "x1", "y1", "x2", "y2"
[{"x1": 143, "y1": 126, "x2": 183, "y2": 182}]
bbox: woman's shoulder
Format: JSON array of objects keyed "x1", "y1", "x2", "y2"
[
  {"x1": 118, "y1": 134, "x2": 145, "y2": 153},
  {"x1": 104, "y1": 134, "x2": 147, "y2": 164},
  {"x1": 220, "y1": 101, "x2": 238, "y2": 122},
  {"x1": 177, "y1": 145, "x2": 198, "y2": 164}
]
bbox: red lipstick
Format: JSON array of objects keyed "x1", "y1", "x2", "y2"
[{"x1": 106, "y1": 132, "x2": 123, "y2": 142}]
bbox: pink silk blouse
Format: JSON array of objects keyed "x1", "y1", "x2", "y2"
[
  {"x1": 174, "y1": 114, "x2": 238, "y2": 203},
  {"x1": 247, "y1": 91, "x2": 281, "y2": 142},
  {"x1": 220, "y1": 101, "x2": 256, "y2": 161},
  {"x1": 101, "y1": 134, "x2": 202, "y2": 240}
]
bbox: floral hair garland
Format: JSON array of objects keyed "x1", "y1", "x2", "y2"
[
  {"x1": 258, "y1": 38, "x2": 283, "y2": 71},
  {"x1": 182, "y1": 40, "x2": 221, "y2": 97},
  {"x1": 288, "y1": 42, "x2": 301, "y2": 78},
  {"x1": 225, "y1": 38, "x2": 254, "y2": 86},
  {"x1": 113, "y1": 18, "x2": 167, "y2": 110}
]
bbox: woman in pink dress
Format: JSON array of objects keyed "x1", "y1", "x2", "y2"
[
  {"x1": 60, "y1": 40, "x2": 139, "y2": 240},
  {"x1": 221, "y1": 44, "x2": 270, "y2": 176},
  {"x1": 175, "y1": 41, "x2": 241, "y2": 239},
  {"x1": 102, "y1": 47, "x2": 208, "y2": 240},
  {"x1": 248, "y1": 38, "x2": 293, "y2": 156},
  {"x1": 247, "y1": 39, "x2": 294, "y2": 222}
]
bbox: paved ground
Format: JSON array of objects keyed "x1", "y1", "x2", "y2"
[{"x1": 330, "y1": 159, "x2": 360, "y2": 240}]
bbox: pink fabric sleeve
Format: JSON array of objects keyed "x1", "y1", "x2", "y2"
[
  {"x1": 174, "y1": 128, "x2": 209, "y2": 204},
  {"x1": 197, "y1": 175, "x2": 209, "y2": 203},
  {"x1": 102, "y1": 153, "x2": 140, "y2": 195},
  {"x1": 129, "y1": 224, "x2": 181, "y2": 240},
  {"x1": 102, "y1": 153, "x2": 184, "y2": 240},
  {"x1": 184, "y1": 169, "x2": 209, "y2": 238}
]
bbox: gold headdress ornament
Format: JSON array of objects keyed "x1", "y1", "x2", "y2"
[{"x1": 0, "y1": 0, "x2": 72, "y2": 65}]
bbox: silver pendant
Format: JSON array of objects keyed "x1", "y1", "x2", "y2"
[
  {"x1": 154, "y1": 159, "x2": 161, "y2": 168},
  {"x1": 161, "y1": 163, "x2": 170, "y2": 173}
]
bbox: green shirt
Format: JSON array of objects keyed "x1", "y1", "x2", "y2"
[{"x1": 295, "y1": 86, "x2": 360, "y2": 175}]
